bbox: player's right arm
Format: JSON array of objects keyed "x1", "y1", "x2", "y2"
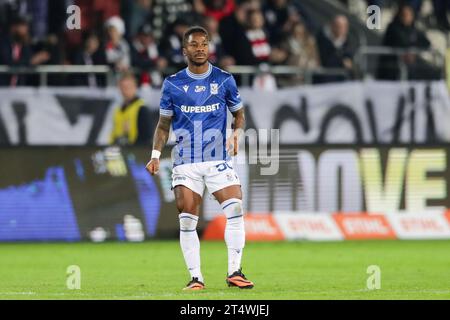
[
  {"x1": 146, "y1": 115, "x2": 172, "y2": 175},
  {"x1": 146, "y1": 79, "x2": 174, "y2": 175}
]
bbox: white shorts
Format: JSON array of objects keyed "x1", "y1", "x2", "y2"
[{"x1": 172, "y1": 160, "x2": 241, "y2": 196}]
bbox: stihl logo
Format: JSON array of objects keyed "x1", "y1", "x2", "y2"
[
  {"x1": 245, "y1": 220, "x2": 277, "y2": 235},
  {"x1": 401, "y1": 218, "x2": 444, "y2": 231},
  {"x1": 334, "y1": 214, "x2": 397, "y2": 239},
  {"x1": 343, "y1": 219, "x2": 390, "y2": 234},
  {"x1": 288, "y1": 220, "x2": 331, "y2": 232}
]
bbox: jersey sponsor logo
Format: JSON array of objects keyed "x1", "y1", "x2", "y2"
[
  {"x1": 195, "y1": 85, "x2": 206, "y2": 93},
  {"x1": 210, "y1": 83, "x2": 218, "y2": 94},
  {"x1": 183, "y1": 85, "x2": 189, "y2": 92},
  {"x1": 180, "y1": 103, "x2": 220, "y2": 113}
]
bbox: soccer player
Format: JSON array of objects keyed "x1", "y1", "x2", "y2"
[{"x1": 146, "y1": 26, "x2": 254, "y2": 291}]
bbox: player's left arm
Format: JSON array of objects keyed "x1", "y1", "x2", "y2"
[
  {"x1": 225, "y1": 75, "x2": 245, "y2": 156},
  {"x1": 227, "y1": 107, "x2": 245, "y2": 156}
]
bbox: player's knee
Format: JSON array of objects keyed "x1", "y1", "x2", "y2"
[
  {"x1": 228, "y1": 201, "x2": 242, "y2": 216},
  {"x1": 179, "y1": 213, "x2": 199, "y2": 231},
  {"x1": 176, "y1": 200, "x2": 198, "y2": 215},
  {"x1": 175, "y1": 199, "x2": 183, "y2": 214},
  {"x1": 221, "y1": 198, "x2": 244, "y2": 224},
  {"x1": 235, "y1": 201, "x2": 242, "y2": 213}
]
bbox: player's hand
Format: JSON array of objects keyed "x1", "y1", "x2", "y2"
[
  {"x1": 146, "y1": 158, "x2": 160, "y2": 175},
  {"x1": 226, "y1": 131, "x2": 239, "y2": 156}
]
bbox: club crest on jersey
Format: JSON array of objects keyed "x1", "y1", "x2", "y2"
[
  {"x1": 210, "y1": 83, "x2": 218, "y2": 95},
  {"x1": 183, "y1": 85, "x2": 189, "y2": 92},
  {"x1": 195, "y1": 85, "x2": 206, "y2": 93}
]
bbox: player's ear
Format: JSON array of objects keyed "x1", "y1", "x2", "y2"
[{"x1": 182, "y1": 47, "x2": 187, "y2": 57}]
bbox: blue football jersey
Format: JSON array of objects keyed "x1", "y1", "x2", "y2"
[{"x1": 159, "y1": 63, "x2": 243, "y2": 167}]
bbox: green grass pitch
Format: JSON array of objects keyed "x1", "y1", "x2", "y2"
[{"x1": 0, "y1": 240, "x2": 449, "y2": 300}]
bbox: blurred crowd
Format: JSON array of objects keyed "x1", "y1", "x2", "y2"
[
  {"x1": 0, "y1": 0, "x2": 445, "y2": 87},
  {"x1": 340, "y1": 0, "x2": 450, "y2": 31}
]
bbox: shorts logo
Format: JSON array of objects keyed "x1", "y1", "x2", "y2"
[
  {"x1": 195, "y1": 85, "x2": 206, "y2": 93},
  {"x1": 226, "y1": 173, "x2": 234, "y2": 181},
  {"x1": 174, "y1": 176, "x2": 186, "y2": 181},
  {"x1": 210, "y1": 83, "x2": 218, "y2": 95}
]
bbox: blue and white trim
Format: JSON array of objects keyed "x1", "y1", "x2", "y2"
[
  {"x1": 186, "y1": 63, "x2": 213, "y2": 80},
  {"x1": 160, "y1": 109, "x2": 173, "y2": 117},
  {"x1": 227, "y1": 214, "x2": 243, "y2": 220},
  {"x1": 222, "y1": 201, "x2": 239, "y2": 210},
  {"x1": 179, "y1": 213, "x2": 199, "y2": 221},
  {"x1": 228, "y1": 102, "x2": 243, "y2": 112},
  {"x1": 179, "y1": 213, "x2": 199, "y2": 232}
]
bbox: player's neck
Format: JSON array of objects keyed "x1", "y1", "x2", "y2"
[{"x1": 187, "y1": 62, "x2": 210, "y2": 75}]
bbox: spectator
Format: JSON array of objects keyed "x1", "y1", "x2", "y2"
[
  {"x1": 430, "y1": 0, "x2": 450, "y2": 30},
  {"x1": 150, "y1": 0, "x2": 199, "y2": 40},
  {"x1": 403, "y1": 0, "x2": 450, "y2": 30},
  {"x1": 130, "y1": 23, "x2": 167, "y2": 87},
  {"x1": 71, "y1": 32, "x2": 107, "y2": 87},
  {"x1": 377, "y1": 4, "x2": 439, "y2": 80},
  {"x1": 159, "y1": 17, "x2": 191, "y2": 70},
  {"x1": 109, "y1": 72, "x2": 154, "y2": 146},
  {"x1": 365, "y1": 0, "x2": 450, "y2": 31},
  {"x1": 122, "y1": 0, "x2": 154, "y2": 41},
  {"x1": 27, "y1": 0, "x2": 48, "y2": 41},
  {"x1": 76, "y1": 0, "x2": 121, "y2": 33},
  {"x1": 203, "y1": 15, "x2": 235, "y2": 68},
  {"x1": 29, "y1": 33, "x2": 65, "y2": 86},
  {"x1": 245, "y1": 9, "x2": 272, "y2": 64},
  {"x1": 105, "y1": 16, "x2": 131, "y2": 72},
  {"x1": 277, "y1": 20, "x2": 320, "y2": 85},
  {"x1": 252, "y1": 63, "x2": 278, "y2": 91},
  {"x1": 196, "y1": 0, "x2": 235, "y2": 22},
  {"x1": 316, "y1": 15, "x2": 355, "y2": 82},
  {"x1": 0, "y1": 15, "x2": 49, "y2": 86},
  {"x1": 262, "y1": 0, "x2": 315, "y2": 45},
  {"x1": 65, "y1": 0, "x2": 120, "y2": 54},
  {"x1": 0, "y1": 0, "x2": 30, "y2": 35},
  {"x1": 219, "y1": 0, "x2": 256, "y2": 65}
]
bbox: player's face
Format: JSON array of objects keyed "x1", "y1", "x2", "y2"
[{"x1": 183, "y1": 33, "x2": 209, "y2": 67}]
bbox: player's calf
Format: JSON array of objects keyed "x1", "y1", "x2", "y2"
[
  {"x1": 179, "y1": 213, "x2": 204, "y2": 289},
  {"x1": 221, "y1": 198, "x2": 246, "y2": 275}
]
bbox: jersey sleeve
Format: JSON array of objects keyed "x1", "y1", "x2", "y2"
[
  {"x1": 225, "y1": 75, "x2": 243, "y2": 113},
  {"x1": 159, "y1": 79, "x2": 174, "y2": 117}
]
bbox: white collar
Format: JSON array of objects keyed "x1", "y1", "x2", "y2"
[{"x1": 186, "y1": 63, "x2": 212, "y2": 80}]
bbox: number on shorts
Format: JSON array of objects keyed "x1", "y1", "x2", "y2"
[{"x1": 216, "y1": 162, "x2": 233, "y2": 172}]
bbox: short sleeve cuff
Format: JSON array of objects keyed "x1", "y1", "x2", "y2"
[
  {"x1": 160, "y1": 109, "x2": 173, "y2": 117},
  {"x1": 228, "y1": 102, "x2": 243, "y2": 112}
]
